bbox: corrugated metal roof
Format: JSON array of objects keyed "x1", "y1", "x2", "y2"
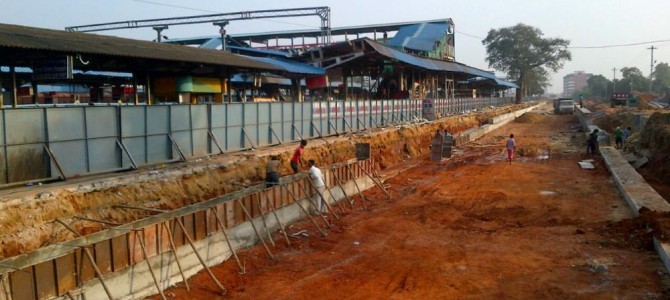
[
  {"x1": 363, "y1": 39, "x2": 497, "y2": 80},
  {"x1": 0, "y1": 23, "x2": 283, "y2": 72},
  {"x1": 387, "y1": 22, "x2": 451, "y2": 52},
  {"x1": 245, "y1": 56, "x2": 325, "y2": 76}
]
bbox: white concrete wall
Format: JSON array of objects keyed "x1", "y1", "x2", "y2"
[{"x1": 78, "y1": 176, "x2": 376, "y2": 300}]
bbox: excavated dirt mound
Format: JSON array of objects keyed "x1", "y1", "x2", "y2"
[
  {"x1": 0, "y1": 103, "x2": 534, "y2": 260},
  {"x1": 640, "y1": 112, "x2": 670, "y2": 186},
  {"x1": 514, "y1": 112, "x2": 546, "y2": 124},
  {"x1": 154, "y1": 103, "x2": 670, "y2": 299}
]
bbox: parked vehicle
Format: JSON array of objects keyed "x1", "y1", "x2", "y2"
[{"x1": 553, "y1": 98, "x2": 574, "y2": 114}]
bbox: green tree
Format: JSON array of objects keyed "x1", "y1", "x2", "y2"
[
  {"x1": 653, "y1": 62, "x2": 670, "y2": 93},
  {"x1": 523, "y1": 68, "x2": 550, "y2": 96},
  {"x1": 617, "y1": 67, "x2": 649, "y2": 93},
  {"x1": 482, "y1": 23, "x2": 571, "y2": 103},
  {"x1": 586, "y1": 74, "x2": 611, "y2": 98}
]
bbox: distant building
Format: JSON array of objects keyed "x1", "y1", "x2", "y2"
[{"x1": 563, "y1": 71, "x2": 592, "y2": 97}]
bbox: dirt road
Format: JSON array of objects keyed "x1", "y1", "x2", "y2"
[{"x1": 156, "y1": 104, "x2": 670, "y2": 299}]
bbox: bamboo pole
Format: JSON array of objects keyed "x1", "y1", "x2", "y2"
[
  {"x1": 162, "y1": 223, "x2": 190, "y2": 290},
  {"x1": 54, "y1": 219, "x2": 114, "y2": 300},
  {"x1": 280, "y1": 183, "x2": 327, "y2": 237},
  {"x1": 135, "y1": 229, "x2": 167, "y2": 300},
  {"x1": 209, "y1": 207, "x2": 245, "y2": 274},
  {"x1": 235, "y1": 199, "x2": 275, "y2": 260},
  {"x1": 260, "y1": 188, "x2": 292, "y2": 246}
]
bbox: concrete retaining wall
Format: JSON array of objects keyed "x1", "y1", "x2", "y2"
[
  {"x1": 454, "y1": 103, "x2": 541, "y2": 144},
  {"x1": 576, "y1": 106, "x2": 670, "y2": 279}
]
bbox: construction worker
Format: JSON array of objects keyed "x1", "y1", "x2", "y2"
[
  {"x1": 265, "y1": 155, "x2": 280, "y2": 187},
  {"x1": 290, "y1": 140, "x2": 307, "y2": 174},
  {"x1": 614, "y1": 127, "x2": 623, "y2": 149},
  {"x1": 308, "y1": 159, "x2": 327, "y2": 214},
  {"x1": 506, "y1": 134, "x2": 516, "y2": 164},
  {"x1": 587, "y1": 129, "x2": 599, "y2": 154}
]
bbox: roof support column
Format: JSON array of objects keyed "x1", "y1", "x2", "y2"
[
  {"x1": 133, "y1": 74, "x2": 139, "y2": 105},
  {"x1": 10, "y1": 66, "x2": 17, "y2": 108},
  {"x1": 31, "y1": 81, "x2": 37, "y2": 104},
  {"x1": 343, "y1": 74, "x2": 348, "y2": 101},
  {"x1": 227, "y1": 74, "x2": 232, "y2": 103},
  {"x1": 146, "y1": 72, "x2": 152, "y2": 105},
  {"x1": 0, "y1": 79, "x2": 3, "y2": 108}
]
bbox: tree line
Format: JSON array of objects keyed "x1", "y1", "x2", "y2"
[
  {"x1": 573, "y1": 64, "x2": 670, "y2": 99},
  {"x1": 481, "y1": 23, "x2": 670, "y2": 102}
]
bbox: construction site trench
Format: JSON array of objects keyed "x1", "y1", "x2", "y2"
[{"x1": 4, "y1": 101, "x2": 670, "y2": 299}]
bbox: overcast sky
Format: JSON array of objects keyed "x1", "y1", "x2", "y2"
[{"x1": 3, "y1": 0, "x2": 670, "y2": 94}]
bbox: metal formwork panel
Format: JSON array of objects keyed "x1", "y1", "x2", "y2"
[
  {"x1": 55, "y1": 253, "x2": 76, "y2": 297},
  {"x1": 85, "y1": 107, "x2": 117, "y2": 138},
  {"x1": 225, "y1": 104, "x2": 243, "y2": 150},
  {"x1": 298, "y1": 102, "x2": 311, "y2": 138},
  {"x1": 312, "y1": 101, "x2": 326, "y2": 135},
  {"x1": 7, "y1": 145, "x2": 47, "y2": 182},
  {"x1": 210, "y1": 104, "x2": 226, "y2": 127},
  {"x1": 243, "y1": 103, "x2": 259, "y2": 147},
  {"x1": 34, "y1": 260, "x2": 57, "y2": 300},
  {"x1": 122, "y1": 137, "x2": 147, "y2": 165},
  {"x1": 268, "y1": 102, "x2": 283, "y2": 143},
  {"x1": 191, "y1": 105, "x2": 209, "y2": 156},
  {"x1": 50, "y1": 141, "x2": 87, "y2": 177},
  {"x1": 111, "y1": 234, "x2": 129, "y2": 272},
  {"x1": 170, "y1": 106, "x2": 193, "y2": 157},
  {"x1": 120, "y1": 106, "x2": 146, "y2": 137},
  {"x1": 257, "y1": 103, "x2": 271, "y2": 147},
  {"x1": 281, "y1": 102, "x2": 294, "y2": 142},
  {"x1": 87, "y1": 138, "x2": 120, "y2": 172},
  {"x1": 94, "y1": 240, "x2": 113, "y2": 274},
  {"x1": 5, "y1": 108, "x2": 45, "y2": 145},
  {"x1": 146, "y1": 106, "x2": 169, "y2": 135},
  {"x1": 47, "y1": 108, "x2": 85, "y2": 142},
  {"x1": 147, "y1": 135, "x2": 171, "y2": 163},
  {"x1": 10, "y1": 266, "x2": 35, "y2": 300}
]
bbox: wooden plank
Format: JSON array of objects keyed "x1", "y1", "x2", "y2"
[
  {"x1": 158, "y1": 221, "x2": 170, "y2": 254},
  {"x1": 34, "y1": 260, "x2": 57, "y2": 300},
  {"x1": 10, "y1": 267, "x2": 35, "y2": 300},
  {"x1": 111, "y1": 234, "x2": 129, "y2": 272},
  {"x1": 55, "y1": 254, "x2": 76, "y2": 296},
  {"x1": 128, "y1": 230, "x2": 143, "y2": 265}
]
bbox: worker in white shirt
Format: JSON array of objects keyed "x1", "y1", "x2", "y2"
[{"x1": 308, "y1": 159, "x2": 327, "y2": 214}]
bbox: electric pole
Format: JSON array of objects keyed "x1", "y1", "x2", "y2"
[
  {"x1": 612, "y1": 67, "x2": 617, "y2": 93},
  {"x1": 648, "y1": 45, "x2": 656, "y2": 93}
]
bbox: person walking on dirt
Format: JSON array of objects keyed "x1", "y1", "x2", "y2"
[
  {"x1": 614, "y1": 127, "x2": 624, "y2": 149},
  {"x1": 265, "y1": 155, "x2": 280, "y2": 187},
  {"x1": 587, "y1": 129, "x2": 599, "y2": 154},
  {"x1": 506, "y1": 134, "x2": 516, "y2": 164},
  {"x1": 308, "y1": 159, "x2": 327, "y2": 214},
  {"x1": 290, "y1": 140, "x2": 307, "y2": 174}
]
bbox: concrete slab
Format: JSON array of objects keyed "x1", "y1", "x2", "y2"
[
  {"x1": 633, "y1": 156, "x2": 649, "y2": 169},
  {"x1": 623, "y1": 153, "x2": 638, "y2": 163},
  {"x1": 599, "y1": 146, "x2": 670, "y2": 215}
]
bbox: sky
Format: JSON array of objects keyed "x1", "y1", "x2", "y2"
[{"x1": 2, "y1": 0, "x2": 670, "y2": 94}]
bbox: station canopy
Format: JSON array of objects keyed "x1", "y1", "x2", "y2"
[
  {"x1": 0, "y1": 23, "x2": 322, "y2": 78},
  {"x1": 305, "y1": 37, "x2": 518, "y2": 88}
]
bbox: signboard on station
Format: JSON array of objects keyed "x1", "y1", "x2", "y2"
[{"x1": 32, "y1": 56, "x2": 73, "y2": 80}]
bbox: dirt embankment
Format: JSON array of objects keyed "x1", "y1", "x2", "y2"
[
  {"x1": 640, "y1": 112, "x2": 670, "y2": 186},
  {"x1": 0, "y1": 103, "x2": 533, "y2": 259}
]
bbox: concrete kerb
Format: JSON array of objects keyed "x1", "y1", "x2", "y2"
[
  {"x1": 454, "y1": 103, "x2": 542, "y2": 144},
  {"x1": 575, "y1": 108, "x2": 670, "y2": 277},
  {"x1": 79, "y1": 176, "x2": 375, "y2": 300}
]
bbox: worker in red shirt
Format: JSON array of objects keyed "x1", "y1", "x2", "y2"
[{"x1": 290, "y1": 140, "x2": 307, "y2": 173}]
